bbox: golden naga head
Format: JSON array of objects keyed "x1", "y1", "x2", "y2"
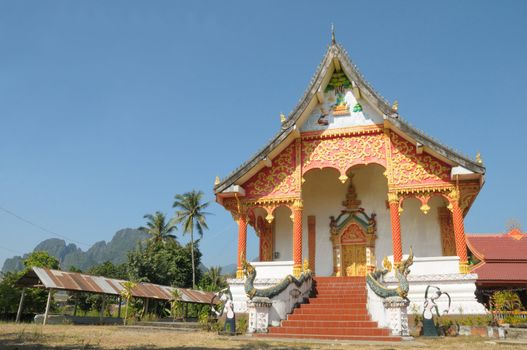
[{"x1": 302, "y1": 259, "x2": 310, "y2": 273}]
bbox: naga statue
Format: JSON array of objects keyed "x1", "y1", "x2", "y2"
[
  {"x1": 366, "y1": 248, "x2": 414, "y2": 299},
  {"x1": 242, "y1": 258, "x2": 312, "y2": 300}
]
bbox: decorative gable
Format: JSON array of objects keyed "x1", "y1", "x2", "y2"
[{"x1": 300, "y1": 71, "x2": 384, "y2": 133}]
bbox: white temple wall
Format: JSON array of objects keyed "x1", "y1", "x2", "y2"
[
  {"x1": 301, "y1": 165, "x2": 392, "y2": 276},
  {"x1": 400, "y1": 196, "x2": 443, "y2": 258},
  {"x1": 271, "y1": 164, "x2": 446, "y2": 274},
  {"x1": 273, "y1": 206, "x2": 293, "y2": 261}
]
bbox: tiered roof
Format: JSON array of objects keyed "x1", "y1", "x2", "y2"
[
  {"x1": 467, "y1": 228, "x2": 527, "y2": 286},
  {"x1": 215, "y1": 39, "x2": 485, "y2": 194}
]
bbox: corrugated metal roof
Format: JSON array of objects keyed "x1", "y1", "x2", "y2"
[{"x1": 16, "y1": 267, "x2": 216, "y2": 304}]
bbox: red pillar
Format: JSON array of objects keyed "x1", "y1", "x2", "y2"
[
  {"x1": 292, "y1": 199, "x2": 303, "y2": 277},
  {"x1": 451, "y1": 200, "x2": 469, "y2": 273},
  {"x1": 236, "y1": 212, "x2": 247, "y2": 279},
  {"x1": 388, "y1": 193, "x2": 403, "y2": 265}
]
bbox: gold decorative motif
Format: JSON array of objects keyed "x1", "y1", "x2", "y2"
[
  {"x1": 292, "y1": 199, "x2": 303, "y2": 210},
  {"x1": 459, "y1": 262, "x2": 470, "y2": 274},
  {"x1": 280, "y1": 113, "x2": 286, "y2": 124},
  {"x1": 244, "y1": 143, "x2": 299, "y2": 200},
  {"x1": 302, "y1": 133, "x2": 386, "y2": 176},
  {"x1": 382, "y1": 256, "x2": 392, "y2": 272},
  {"x1": 420, "y1": 203, "x2": 431, "y2": 214},
  {"x1": 476, "y1": 152, "x2": 483, "y2": 164},
  {"x1": 338, "y1": 174, "x2": 348, "y2": 183},
  {"x1": 387, "y1": 192, "x2": 399, "y2": 204},
  {"x1": 214, "y1": 176, "x2": 220, "y2": 186},
  {"x1": 303, "y1": 258, "x2": 310, "y2": 273},
  {"x1": 438, "y1": 207, "x2": 456, "y2": 256},
  {"x1": 391, "y1": 100, "x2": 399, "y2": 112},
  {"x1": 390, "y1": 133, "x2": 451, "y2": 187},
  {"x1": 265, "y1": 213, "x2": 274, "y2": 223}
]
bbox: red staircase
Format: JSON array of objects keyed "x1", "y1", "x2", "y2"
[{"x1": 257, "y1": 276, "x2": 400, "y2": 341}]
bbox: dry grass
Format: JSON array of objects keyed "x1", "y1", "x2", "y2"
[{"x1": 0, "y1": 323, "x2": 522, "y2": 350}]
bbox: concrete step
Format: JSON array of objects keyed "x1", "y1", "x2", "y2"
[
  {"x1": 256, "y1": 333, "x2": 400, "y2": 342},
  {"x1": 269, "y1": 325, "x2": 391, "y2": 337},
  {"x1": 287, "y1": 313, "x2": 371, "y2": 321},
  {"x1": 281, "y1": 319, "x2": 379, "y2": 328}
]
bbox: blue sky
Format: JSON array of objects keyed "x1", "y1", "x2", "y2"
[{"x1": 1, "y1": 1, "x2": 526, "y2": 269}]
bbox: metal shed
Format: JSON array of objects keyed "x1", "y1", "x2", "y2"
[{"x1": 15, "y1": 267, "x2": 217, "y2": 324}]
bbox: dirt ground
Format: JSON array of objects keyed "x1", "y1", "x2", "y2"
[{"x1": 0, "y1": 323, "x2": 523, "y2": 350}]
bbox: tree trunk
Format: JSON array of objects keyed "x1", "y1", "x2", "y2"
[{"x1": 191, "y1": 230, "x2": 196, "y2": 289}]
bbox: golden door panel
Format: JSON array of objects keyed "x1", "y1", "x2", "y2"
[{"x1": 341, "y1": 245, "x2": 366, "y2": 276}]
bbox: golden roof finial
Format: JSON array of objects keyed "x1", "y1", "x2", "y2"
[
  {"x1": 476, "y1": 152, "x2": 483, "y2": 164},
  {"x1": 391, "y1": 100, "x2": 399, "y2": 112},
  {"x1": 280, "y1": 113, "x2": 286, "y2": 124},
  {"x1": 214, "y1": 176, "x2": 220, "y2": 186},
  {"x1": 331, "y1": 23, "x2": 336, "y2": 44}
]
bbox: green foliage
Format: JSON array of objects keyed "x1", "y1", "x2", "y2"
[
  {"x1": 491, "y1": 291, "x2": 524, "y2": 312},
  {"x1": 173, "y1": 190, "x2": 210, "y2": 289},
  {"x1": 503, "y1": 314, "x2": 527, "y2": 325},
  {"x1": 23, "y1": 251, "x2": 59, "y2": 271},
  {"x1": 199, "y1": 266, "x2": 226, "y2": 292},
  {"x1": 87, "y1": 261, "x2": 128, "y2": 280},
  {"x1": 0, "y1": 272, "x2": 22, "y2": 315},
  {"x1": 236, "y1": 315, "x2": 248, "y2": 333},
  {"x1": 127, "y1": 239, "x2": 200, "y2": 288},
  {"x1": 139, "y1": 212, "x2": 177, "y2": 243}
]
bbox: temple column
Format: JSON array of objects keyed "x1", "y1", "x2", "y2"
[
  {"x1": 450, "y1": 190, "x2": 469, "y2": 273},
  {"x1": 292, "y1": 199, "x2": 303, "y2": 278},
  {"x1": 388, "y1": 192, "x2": 403, "y2": 265},
  {"x1": 236, "y1": 210, "x2": 248, "y2": 279}
]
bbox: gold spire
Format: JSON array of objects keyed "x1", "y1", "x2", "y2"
[
  {"x1": 331, "y1": 23, "x2": 336, "y2": 44},
  {"x1": 280, "y1": 113, "x2": 286, "y2": 124},
  {"x1": 476, "y1": 152, "x2": 483, "y2": 164},
  {"x1": 214, "y1": 176, "x2": 220, "y2": 186},
  {"x1": 391, "y1": 100, "x2": 399, "y2": 112}
]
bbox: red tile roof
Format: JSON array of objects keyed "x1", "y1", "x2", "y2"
[
  {"x1": 466, "y1": 228, "x2": 527, "y2": 261},
  {"x1": 471, "y1": 262, "x2": 527, "y2": 283},
  {"x1": 467, "y1": 228, "x2": 527, "y2": 285}
]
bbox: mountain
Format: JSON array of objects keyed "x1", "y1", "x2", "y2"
[{"x1": 1, "y1": 228, "x2": 148, "y2": 273}]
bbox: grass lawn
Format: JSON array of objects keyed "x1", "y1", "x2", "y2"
[{"x1": 0, "y1": 323, "x2": 521, "y2": 349}]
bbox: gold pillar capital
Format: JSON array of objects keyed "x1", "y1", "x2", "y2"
[
  {"x1": 293, "y1": 199, "x2": 304, "y2": 210},
  {"x1": 387, "y1": 192, "x2": 399, "y2": 204}
]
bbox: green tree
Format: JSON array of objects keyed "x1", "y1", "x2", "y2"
[
  {"x1": 0, "y1": 272, "x2": 22, "y2": 317},
  {"x1": 173, "y1": 190, "x2": 210, "y2": 289},
  {"x1": 127, "y1": 240, "x2": 200, "y2": 288},
  {"x1": 139, "y1": 211, "x2": 177, "y2": 244},
  {"x1": 23, "y1": 251, "x2": 60, "y2": 271},
  {"x1": 199, "y1": 266, "x2": 226, "y2": 292},
  {"x1": 88, "y1": 261, "x2": 128, "y2": 280}
]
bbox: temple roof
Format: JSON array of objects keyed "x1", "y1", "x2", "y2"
[
  {"x1": 215, "y1": 41, "x2": 485, "y2": 194},
  {"x1": 467, "y1": 229, "x2": 527, "y2": 285},
  {"x1": 467, "y1": 228, "x2": 527, "y2": 261}
]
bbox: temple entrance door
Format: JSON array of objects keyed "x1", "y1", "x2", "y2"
[
  {"x1": 334, "y1": 222, "x2": 368, "y2": 277},
  {"x1": 341, "y1": 244, "x2": 367, "y2": 276}
]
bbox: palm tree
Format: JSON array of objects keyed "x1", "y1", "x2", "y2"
[
  {"x1": 139, "y1": 211, "x2": 177, "y2": 243},
  {"x1": 206, "y1": 266, "x2": 225, "y2": 291},
  {"x1": 173, "y1": 190, "x2": 210, "y2": 289}
]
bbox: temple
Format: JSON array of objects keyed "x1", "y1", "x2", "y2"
[{"x1": 214, "y1": 35, "x2": 487, "y2": 321}]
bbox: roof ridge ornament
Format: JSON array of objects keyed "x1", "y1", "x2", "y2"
[{"x1": 331, "y1": 23, "x2": 336, "y2": 44}]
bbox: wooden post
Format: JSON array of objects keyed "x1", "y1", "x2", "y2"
[
  {"x1": 117, "y1": 296, "x2": 122, "y2": 319},
  {"x1": 15, "y1": 288, "x2": 26, "y2": 323},
  {"x1": 73, "y1": 293, "x2": 78, "y2": 317},
  {"x1": 43, "y1": 289, "x2": 53, "y2": 325},
  {"x1": 144, "y1": 298, "x2": 149, "y2": 315},
  {"x1": 99, "y1": 296, "x2": 106, "y2": 323}
]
